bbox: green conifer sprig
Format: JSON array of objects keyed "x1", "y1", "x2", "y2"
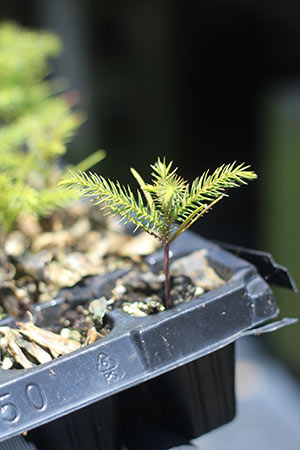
[
  {"x1": 169, "y1": 162, "x2": 257, "y2": 242},
  {"x1": 177, "y1": 162, "x2": 254, "y2": 218},
  {"x1": 62, "y1": 170, "x2": 163, "y2": 238},
  {"x1": 0, "y1": 22, "x2": 104, "y2": 235},
  {"x1": 62, "y1": 158, "x2": 257, "y2": 242},
  {"x1": 61, "y1": 158, "x2": 257, "y2": 309},
  {"x1": 143, "y1": 159, "x2": 188, "y2": 223}
]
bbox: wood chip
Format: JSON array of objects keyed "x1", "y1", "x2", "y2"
[
  {"x1": 16, "y1": 322, "x2": 81, "y2": 357},
  {"x1": 0, "y1": 327, "x2": 33, "y2": 369},
  {"x1": 85, "y1": 327, "x2": 99, "y2": 345}
]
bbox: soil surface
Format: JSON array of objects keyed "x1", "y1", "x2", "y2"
[{"x1": 0, "y1": 204, "x2": 225, "y2": 369}]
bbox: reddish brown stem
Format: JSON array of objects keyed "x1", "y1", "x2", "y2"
[{"x1": 163, "y1": 241, "x2": 171, "y2": 309}]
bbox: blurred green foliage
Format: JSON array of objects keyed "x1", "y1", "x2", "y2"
[
  {"x1": 260, "y1": 89, "x2": 300, "y2": 376},
  {"x1": 0, "y1": 22, "x2": 99, "y2": 235}
]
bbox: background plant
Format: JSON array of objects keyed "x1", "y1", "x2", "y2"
[
  {"x1": 0, "y1": 22, "x2": 104, "y2": 242},
  {"x1": 62, "y1": 158, "x2": 257, "y2": 308}
]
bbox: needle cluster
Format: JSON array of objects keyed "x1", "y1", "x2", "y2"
[{"x1": 62, "y1": 158, "x2": 257, "y2": 309}]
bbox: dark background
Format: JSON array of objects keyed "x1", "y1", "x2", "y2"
[{"x1": 1, "y1": 0, "x2": 300, "y2": 374}]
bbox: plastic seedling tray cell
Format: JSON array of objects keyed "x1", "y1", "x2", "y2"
[
  {"x1": 27, "y1": 395, "x2": 121, "y2": 450},
  {"x1": 0, "y1": 231, "x2": 286, "y2": 443},
  {"x1": 119, "y1": 343, "x2": 235, "y2": 446}
]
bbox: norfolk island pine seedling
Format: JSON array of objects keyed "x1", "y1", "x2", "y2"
[{"x1": 61, "y1": 158, "x2": 257, "y2": 309}]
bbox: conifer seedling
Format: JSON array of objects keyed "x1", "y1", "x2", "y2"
[{"x1": 61, "y1": 159, "x2": 257, "y2": 309}]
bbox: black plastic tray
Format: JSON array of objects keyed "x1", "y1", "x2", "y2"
[{"x1": 0, "y1": 231, "x2": 289, "y2": 441}]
